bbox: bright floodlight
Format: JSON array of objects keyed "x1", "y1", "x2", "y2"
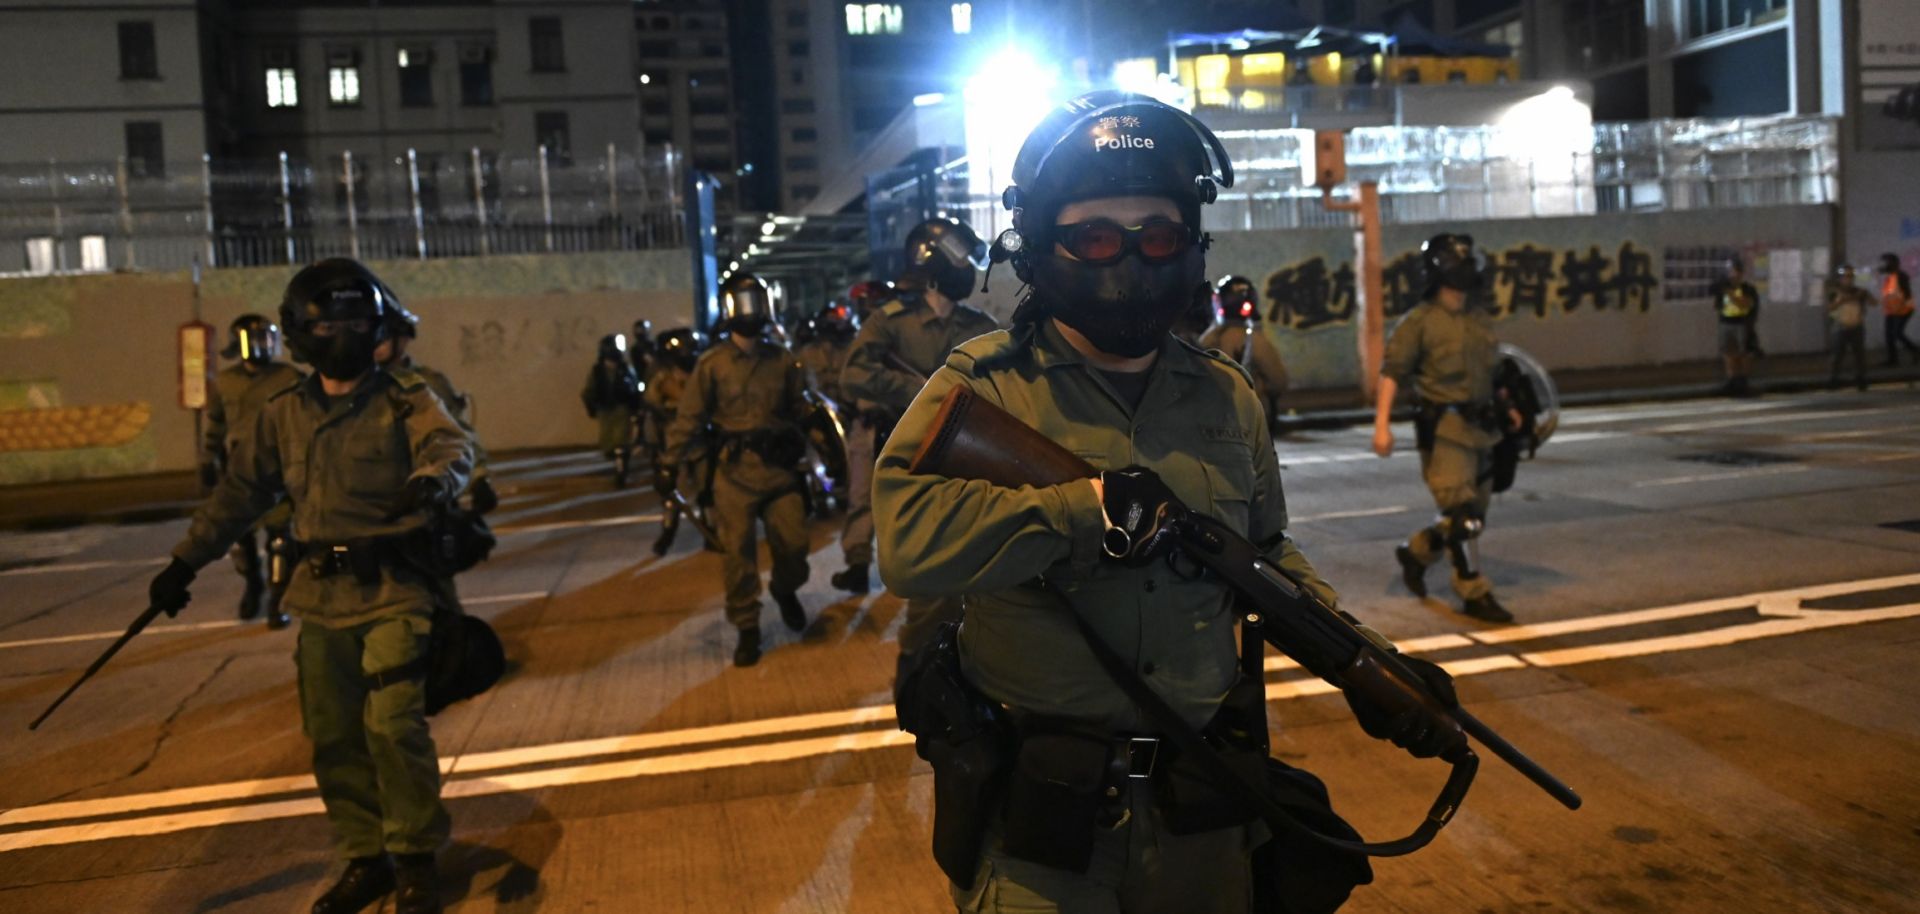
[{"x1": 962, "y1": 48, "x2": 1061, "y2": 220}]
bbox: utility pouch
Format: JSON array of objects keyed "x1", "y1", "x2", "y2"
[
  {"x1": 1157, "y1": 676, "x2": 1268, "y2": 836},
  {"x1": 1489, "y1": 434, "x2": 1523, "y2": 493},
  {"x1": 1001, "y1": 732, "x2": 1111, "y2": 873},
  {"x1": 1413, "y1": 403, "x2": 1441, "y2": 453}
]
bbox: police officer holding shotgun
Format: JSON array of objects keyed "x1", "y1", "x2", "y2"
[
  {"x1": 873, "y1": 91, "x2": 1462, "y2": 913},
  {"x1": 146, "y1": 258, "x2": 472, "y2": 914}
]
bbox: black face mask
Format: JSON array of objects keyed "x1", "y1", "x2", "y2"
[
  {"x1": 1032, "y1": 245, "x2": 1204, "y2": 359},
  {"x1": 729, "y1": 316, "x2": 769, "y2": 339},
  {"x1": 311, "y1": 331, "x2": 377, "y2": 381}
]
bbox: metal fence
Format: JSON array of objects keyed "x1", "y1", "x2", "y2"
[{"x1": 0, "y1": 145, "x2": 685, "y2": 276}]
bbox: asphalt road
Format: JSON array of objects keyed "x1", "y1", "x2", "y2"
[{"x1": 2, "y1": 385, "x2": 1917, "y2": 913}]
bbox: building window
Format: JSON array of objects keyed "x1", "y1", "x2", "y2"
[
  {"x1": 642, "y1": 97, "x2": 671, "y2": 115},
  {"x1": 951, "y1": 3, "x2": 971, "y2": 34},
  {"x1": 845, "y1": 4, "x2": 902, "y2": 36},
  {"x1": 1568, "y1": 0, "x2": 1644, "y2": 69},
  {"x1": 1684, "y1": 0, "x2": 1786, "y2": 41},
  {"x1": 398, "y1": 47, "x2": 433, "y2": 106},
  {"x1": 692, "y1": 128, "x2": 732, "y2": 145},
  {"x1": 689, "y1": 68, "x2": 730, "y2": 89},
  {"x1": 124, "y1": 121, "x2": 164, "y2": 178},
  {"x1": 328, "y1": 66, "x2": 361, "y2": 105},
  {"x1": 787, "y1": 10, "x2": 809, "y2": 28},
  {"x1": 535, "y1": 111, "x2": 572, "y2": 164},
  {"x1": 690, "y1": 96, "x2": 728, "y2": 116},
  {"x1": 785, "y1": 155, "x2": 818, "y2": 172},
  {"x1": 781, "y1": 98, "x2": 816, "y2": 114},
  {"x1": 791, "y1": 127, "x2": 817, "y2": 142},
  {"x1": 265, "y1": 66, "x2": 299, "y2": 108},
  {"x1": 118, "y1": 22, "x2": 158, "y2": 79},
  {"x1": 530, "y1": 17, "x2": 566, "y2": 72},
  {"x1": 459, "y1": 44, "x2": 493, "y2": 105},
  {"x1": 789, "y1": 40, "x2": 810, "y2": 57},
  {"x1": 638, "y1": 40, "x2": 675, "y2": 58}
]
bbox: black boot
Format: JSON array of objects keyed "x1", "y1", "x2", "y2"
[
  {"x1": 392, "y1": 853, "x2": 441, "y2": 914},
  {"x1": 311, "y1": 855, "x2": 394, "y2": 914},
  {"x1": 829, "y1": 563, "x2": 871, "y2": 595},
  {"x1": 774, "y1": 590, "x2": 807, "y2": 632},
  {"x1": 1394, "y1": 545, "x2": 1428, "y2": 598},
  {"x1": 1460, "y1": 593, "x2": 1514, "y2": 624},
  {"x1": 265, "y1": 585, "x2": 291, "y2": 629},
  {"x1": 650, "y1": 528, "x2": 674, "y2": 557},
  {"x1": 734, "y1": 627, "x2": 762, "y2": 667}
]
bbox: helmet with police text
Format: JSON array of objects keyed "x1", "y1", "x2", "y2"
[
  {"x1": 1215, "y1": 274, "x2": 1259, "y2": 321},
  {"x1": 901, "y1": 217, "x2": 987, "y2": 301},
  {"x1": 811, "y1": 299, "x2": 858, "y2": 343},
  {"x1": 719, "y1": 272, "x2": 774, "y2": 337},
  {"x1": 222, "y1": 313, "x2": 283, "y2": 362},
  {"x1": 279, "y1": 258, "x2": 393, "y2": 380},
  {"x1": 847, "y1": 280, "x2": 893, "y2": 319},
  {"x1": 1421, "y1": 233, "x2": 1484, "y2": 295},
  {"x1": 996, "y1": 90, "x2": 1233, "y2": 283},
  {"x1": 658, "y1": 327, "x2": 706, "y2": 371}
]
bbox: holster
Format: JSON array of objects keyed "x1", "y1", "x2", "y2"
[{"x1": 894, "y1": 621, "x2": 1013, "y2": 890}]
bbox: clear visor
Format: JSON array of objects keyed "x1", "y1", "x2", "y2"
[{"x1": 236, "y1": 325, "x2": 281, "y2": 361}]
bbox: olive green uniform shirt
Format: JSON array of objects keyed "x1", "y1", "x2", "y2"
[
  {"x1": 796, "y1": 337, "x2": 852, "y2": 404},
  {"x1": 171, "y1": 368, "x2": 474, "y2": 628},
  {"x1": 1381, "y1": 303, "x2": 1500, "y2": 407},
  {"x1": 842, "y1": 296, "x2": 1000, "y2": 416},
  {"x1": 664, "y1": 338, "x2": 810, "y2": 466},
  {"x1": 205, "y1": 361, "x2": 304, "y2": 459},
  {"x1": 1198, "y1": 323, "x2": 1290, "y2": 403},
  {"x1": 404, "y1": 358, "x2": 489, "y2": 479},
  {"x1": 873, "y1": 322, "x2": 1338, "y2": 732}
]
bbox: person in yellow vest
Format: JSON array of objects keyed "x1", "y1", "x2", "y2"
[
  {"x1": 1876, "y1": 252, "x2": 1917, "y2": 366},
  {"x1": 1709, "y1": 258, "x2": 1760, "y2": 397}
]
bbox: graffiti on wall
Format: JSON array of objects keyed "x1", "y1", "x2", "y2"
[
  {"x1": 458, "y1": 315, "x2": 606, "y2": 367},
  {"x1": 1262, "y1": 241, "x2": 1662, "y2": 330}
]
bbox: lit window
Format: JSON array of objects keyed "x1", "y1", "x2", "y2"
[
  {"x1": 951, "y1": 3, "x2": 971, "y2": 34},
  {"x1": 1195, "y1": 54, "x2": 1230, "y2": 91},
  {"x1": 266, "y1": 67, "x2": 299, "y2": 108},
  {"x1": 1241, "y1": 53, "x2": 1288, "y2": 77},
  {"x1": 328, "y1": 66, "x2": 361, "y2": 105},
  {"x1": 847, "y1": 4, "x2": 901, "y2": 35}
]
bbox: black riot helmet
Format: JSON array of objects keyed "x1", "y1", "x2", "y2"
[
  {"x1": 902, "y1": 217, "x2": 987, "y2": 301},
  {"x1": 630, "y1": 319, "x2": 655, "y2": 353},
  {"x1": 657, "y1": 327, "x2": 707, "y2": 371},
  {"x1": 279, "y1": 258, "x2": 393, "y2": 380},
  {"x1": 1216, "y1": 274, "x2": 1258, "y2": 321},
  {"x1": 719, "y1": 273, "x2": 774, "y2": 337},
  {"x1": 599, "y1": 333, "x2": 629, "y2": 362},
  {"x1": 996, "y1": 90, "x2": 1233, "y2": 284},
  {"x1": 1421, "y1": 233, "x2": 1484, "y2": 296},
  {"x1": 812, "y1": 299, "x2": 858, "y2": 343},
  {"x1": 222, "y1": 313, "x2": 283, "y2": 362}
]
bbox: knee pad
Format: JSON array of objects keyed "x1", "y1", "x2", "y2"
[{"x1": 1442, "y1": 506, "x2": 1484, "y2": 544}]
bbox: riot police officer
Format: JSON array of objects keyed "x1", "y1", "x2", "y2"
[
  {"x1": 873, "y1": 91, "x2": 1457, "y2": 912},
  {"x1": 838, "y1": 218, "x2": 1000, "y2": 612},
  {"x1": 147, "y1": 258, "x2": 473, "y2": 914},
  {"x1": 204, "y1": 313, "x2": 303, "y2": 627},
  {"x1": 665, "y1": 274, "x2": 813, "y2": 666},
  {"x1": 630, "y1": 318, "x2": 657, "y2": 376},
  {"x1": 828, "y1": 280, "x2": 905, "y2": 595},
  {"x1": 644, "y1": 327, "x2": 708, "y2": 556},
  {"x1": 1198, "y1": 275, "x2": 1289, "y2": 422},
  {"x1": 796, "y1": 301, "x2": 856, "y2": 404},
  {"x1": 375, "y1": 301, "x2": 497, "y2": 514},
  {"x1": 1374, "y1": 233, "x2": 1518, "y2": 623},
  {"x1": 582, "y1": 333, "x2": 643, "y2": 486}
]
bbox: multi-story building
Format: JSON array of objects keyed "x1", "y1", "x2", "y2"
[{"x1": 636, "y1": 0, "x2": 738, "y2": 206}]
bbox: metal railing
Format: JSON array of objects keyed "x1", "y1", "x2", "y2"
[{"x1": 0, "y1": 145, "x2": 685, "y2": 276}]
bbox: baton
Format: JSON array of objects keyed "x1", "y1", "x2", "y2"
[
  {"x1": 30, "y1": 604, "x2": 166, "y2": 730},
  {"x1": 664, "y1": 489, "x2": 721, "y2": 546}
]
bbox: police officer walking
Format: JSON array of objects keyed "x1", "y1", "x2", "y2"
[
  {"x1": 146, "y1": 258, "x2": 473, "y2": 914},
  {"x1": 1198, "y1": 275, "x2": 1289, "y2": 423},
  {"x1": 874, "y1": 91, "x2": 1457, "y2": 912},
  {"x1": 827, "y1": 280, "x2": 899, "y2": 594},
  {"x1": 582, "y1": 333, "x2": 643, "y2": 486},
  {"x1": 644, "y1": 327, "x2": 708, "y2": 556},
  {"x1": 838, "y1": 218, "x2": 1000, "y2": 627},
  {"x1": 666, "y1": 274, "x2": 813, "y2": 666},
  {"x1": 796, "y1": 300, "x2": 857, "y2": 405},
  {"x1": 375, "y1": 301, "x2": 497, "y2": 514},
  {"x1": 204, "y1": 313, "x2": 303, "y2": 627},
  {"x1": 1373, "y1": 234, "x2": 1519, "y2": 624}
]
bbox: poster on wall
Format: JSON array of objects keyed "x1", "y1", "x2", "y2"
[{"x1": 1859, "y1": 0, "x2": 1920, "y2": 150}]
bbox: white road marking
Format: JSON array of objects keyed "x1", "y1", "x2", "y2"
[
  {"x1": 1290, "y1": 506, "x2": 1413, "y2": 524},
  {"x1": 1631, "y1": 464, "x2": 1811, "y2": 488},
  {"x1": 9, "y1": 573, "x2": 1918, "y2": 852},
  {"x1": 494, "y1": 513, "x2": 663, "y2": 536},
  {"x1": 1643, "y1": 405, "x2": 1908, "y2": 435},
  {"x1": 464, "y1": 591, "x2": 549, "y2": 607},
  {"x1": 0, "y1": 558, "x2": 168, "y2": 578},
  {"x1": 0, "y1": 591, "x2": 550, "y2": 652}
]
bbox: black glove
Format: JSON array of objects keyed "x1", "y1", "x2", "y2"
[
  {"x1": 468, "y1": 477, "x2": 500, "y2": 514},
  {"x1": 1098, "y1": 466, "x2": 1186, "y2": 567},
  {"x1": 149, "y1": 558, "x2": 197, "y2": 618},
  {"x1": 384, "y1": 476, "x2": 447, "y2": 522},
  {"x1": 1343, "y1": 654, "x2": 1464, "y2": 760},
  {"x1": 198, "y1": 462, "x2": 221, "y2": 490}
]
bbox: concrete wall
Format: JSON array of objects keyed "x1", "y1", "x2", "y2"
[
  {"x1": 0, "y1": 250, "x2": 693, "y2": 486},
  {"x1": 1202, "y1": 204, "x2": 1838, "y2": 395}
]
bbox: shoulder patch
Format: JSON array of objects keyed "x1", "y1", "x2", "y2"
[
  {"x1": 385, "y1": 367, "x2": 428, "y2": 392},
  {"x1": 1177, "y1": 337, "x2": 1255, "y2": 390},
  {"x1": 878, "y1": 298, "x2": 912, "y2": 317}
]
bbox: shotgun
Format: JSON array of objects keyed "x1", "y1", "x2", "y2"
[{"x1": 906, "y1": 385, "x2": 1582, "y2": 814}]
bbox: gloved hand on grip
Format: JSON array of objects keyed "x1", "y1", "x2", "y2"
[
  {"x1": 384, "y1": 476, "x2": 447, "y2": 522},
  {"x1": 1098, "y1": 466, "x2": 1186, "y2": 567},
  {"x1": 149, "y1": 558, "x2": 197, "y2": 618},
  {"x1": 1344, "y1": 654, "x2": 1464, "y2": 760}
]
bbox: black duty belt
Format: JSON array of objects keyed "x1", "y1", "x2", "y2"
[
  {"x1": 295, "y1": 534, "x2": 416, "y2": 586},
  {"x1": 1418, "y1": 398, "x2": 1502, "y2": 431}
]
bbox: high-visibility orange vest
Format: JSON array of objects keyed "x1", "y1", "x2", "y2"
[{"x1": 1884, "y1": 274, "x2": 1914, "y2": 317}]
